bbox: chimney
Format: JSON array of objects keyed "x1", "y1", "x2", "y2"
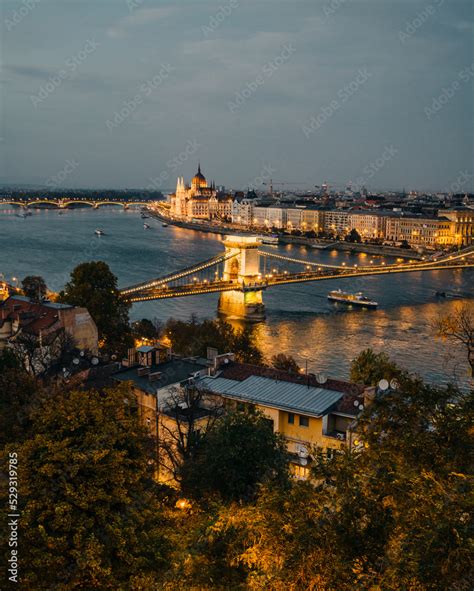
[{"x1": 148, "y1": 371, "x2": 162, "y2": 383}]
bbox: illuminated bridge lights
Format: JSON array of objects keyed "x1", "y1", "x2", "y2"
[{"x1": 120, "y1": 245, "x2": 474, "y2": 303}]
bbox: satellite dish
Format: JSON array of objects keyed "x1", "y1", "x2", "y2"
[
  {"x1": 298, "y1": 445, "x2": 308, "y2": 458},
  {"x1": 72, "y1": 358, "x2": 80, "y2": 365},
  {"x1": 390, "y1": 379, "x2": 399, "y2": 390},
  {"x1": 358, "y1": 404, "x2": 364, "y2": 411},
  {"x1": 300, "y1": 457, "x2": 308, "y2": 466},
  {"x1": 316, "y1": 372, "x2": 327, "y2": 385},
  {"x1": 378, "y1": 379, "x2": 389, "y2": 391},
  {"x1": 91, "y1": 357, "x2": 99, "y2": 366},
  {"x1": 79, "y1": 350, "x2": 85, "y2": 357},
  {"x1": 353, "y1": 400, "x2": 359, "y2": 407}
]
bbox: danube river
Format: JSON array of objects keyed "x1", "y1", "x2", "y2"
[{"x1": 1, "y1": 207, "x2": 472, "y2": 388}]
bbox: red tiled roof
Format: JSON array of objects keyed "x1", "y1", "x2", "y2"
[
  {"x1": 0, "y1": 297, "x2": 62, "y2": 336},
  {"x1": 219, "y1": 362, "x2": 364, "y2": 395}
]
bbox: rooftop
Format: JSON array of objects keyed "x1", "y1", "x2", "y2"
[
  {"x1": 197, "y1": 370, "x2": 363, "y2": 418},
  {"x1": 114, "y1": 357, "x2": 210, "y2": 395}
]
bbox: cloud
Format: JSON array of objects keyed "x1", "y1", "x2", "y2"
[{"x1": 107, "y1": 7, "x2": 178, "y2": 39}]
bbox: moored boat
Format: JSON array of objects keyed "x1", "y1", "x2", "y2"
[{"x1": 327, "y1": 289, "x2": 378, "y2": 308}]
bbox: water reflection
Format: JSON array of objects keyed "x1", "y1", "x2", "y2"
[{"x1": 0, "y1": 207, "x2": 472, "y2": 387}]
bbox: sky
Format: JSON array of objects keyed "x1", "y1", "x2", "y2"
[{"x1": 1, "y1": 0, "x2": 473, "y2": 192}]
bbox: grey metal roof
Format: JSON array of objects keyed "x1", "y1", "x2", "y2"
[{"x1": 198, "y1": 375, "x2": 343, "y2": 417}]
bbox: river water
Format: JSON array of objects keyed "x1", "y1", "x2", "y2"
[{"x1": 1, "y1": 206, "x2": 472, "y2": 388}]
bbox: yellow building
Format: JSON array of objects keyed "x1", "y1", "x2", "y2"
[
  {"x1": 385, "y1": 214, "x2": 453, "y2": 247},
  {"x1": 114, "y1": 348, "x2": 369, "y2": 482},
  {"x1": 443, "y1": 208, "x2": 474, "y2": 246},
  {"x1": 196, "y1": 362, "x2": 368, "y2": 479}
]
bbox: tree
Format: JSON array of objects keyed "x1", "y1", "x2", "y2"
[
  {"x1": 345, "y1": 228, "x2": 362, "y2": 243},
  {"x1": 436, "y1": 304, "x2": 473, "y2": 376},
  {"x1": 131, "y1": 318, "x2": 162, "y2": 342},
  {"x1": 10, "y1": 328, "x2": 77, "y2": 377},
  {"x1": 21, "y1": 275, "x2": 47, "y2": 302},
  {"x1": 270, "y1": 353, "x2": 300, "y2": 374},
  {"x1": 0, "y1": 355, "x2": 39, "y2": 446},
  {"x1": 180, "y1": 375, "x2": 472, "y2": 591},
  {"x1": 1, "y1": 383, "x2": 170, "y2": 590},
  {"x1": 157, "y1": 385, "x2": 224, "y2": 486},
  {"x1": 350, "y1": 348, "x2": 406, "y2": 385},
  {"x1": 165, "y1": 316, "x2": 264, "y2": 365},
  {"x1": 59, "y1": 261, "x2": 132, "y2": 357},
  {"x1": 181, "y1": 410, "x2": 289, "y2": 502}
]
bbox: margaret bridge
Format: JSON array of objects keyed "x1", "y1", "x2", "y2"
[
  {"x1": 0, "y1": 198, "x2": 151, "y2": 209},
  {"x1": 120, "y1": 235, "x2": 474, "y2": 320}
]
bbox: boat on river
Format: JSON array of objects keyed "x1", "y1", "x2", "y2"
[{"x1": 327, "y1": 289, "x2": 378, "y2": 308}]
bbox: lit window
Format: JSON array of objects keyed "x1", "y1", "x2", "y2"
[
  {"x1": 288, "y1": 413, "x2": 295, "y2": 424},
  {"x1": 299, "y1": 415, "x2": 309, "y2": 427}
]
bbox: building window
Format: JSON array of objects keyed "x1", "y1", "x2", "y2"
[
  {"x1": 288, "y1": 413, "x2": 295, "y2": 424},
  {"x1": 299, "y1": 415, "x2": 309, "y2": 427}
]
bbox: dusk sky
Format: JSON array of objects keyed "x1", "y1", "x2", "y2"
[{"x1": 2, "y1": 0, "x2": 473, "y2": 192}]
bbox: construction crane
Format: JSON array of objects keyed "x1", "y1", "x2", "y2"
[{"x1": 262, "y1": 179, "x2": 310, "y2": 195}]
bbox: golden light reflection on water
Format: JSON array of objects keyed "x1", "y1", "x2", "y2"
[{"x1": 252, "y1": 299, "x2": 473, "y2": 389}]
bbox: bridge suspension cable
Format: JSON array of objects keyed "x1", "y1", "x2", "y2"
[
  {"x1": 257, "y1": 250, "x2": 354, "y2": 270},
  {"x1": 121, "y1": 251, "x2": 238, "y2": 296}
]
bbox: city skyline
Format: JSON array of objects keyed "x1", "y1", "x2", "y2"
[{"x1": 2, "y1": 0, "x2": 473, "y2": 192}]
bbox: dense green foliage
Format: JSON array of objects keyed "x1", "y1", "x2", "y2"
[
  {"x1": 270, "y1": 353, "x2": 300, "y2": 373},
  {"x1": 1, "y1": 383, "x2": 169, "y2": 590},
  {"x1": 58, "y1": 261, "x2": 132, "y2": 357},
  {"x1": 171, "y1": 375, "x2": 473, "y2": 590},
  {"x1": 350, "y1": 347, "x2": 407, "y2": 385},
  {"x1": 165, "y1": 316, "x2": 264, "y2": 364},
  {"x1": 181, "y1": 411, "x2": 290, "y2": 502},
  {"x1": 21, "y1": 275, "x2": 47, "y2": 302},
  {"x1": 1, "y1": 349, "x2": 471, "y2": 590}
]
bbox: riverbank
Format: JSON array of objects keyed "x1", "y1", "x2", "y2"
[{"x1": 147, "y1": 206, "x2": 424, "y2": 260}]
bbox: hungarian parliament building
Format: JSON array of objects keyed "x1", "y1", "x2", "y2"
[{"x1": 169, "y1": 164, "x2": 233, "y2": 220}]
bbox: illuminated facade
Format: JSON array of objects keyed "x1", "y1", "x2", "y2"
[
  {"x1": 385, "y1": 215, "x2": 453, "y2": 246},
  {"x1": 443, "y1": 209, "x2": 474, "y2": 245},
  {"x1": 170, "y1": 164, "x2": 232, "y2": 220}
]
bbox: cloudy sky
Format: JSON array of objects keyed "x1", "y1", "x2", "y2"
[{"x1": 2, "y1": 0, "x2": 473, "y2": 191}]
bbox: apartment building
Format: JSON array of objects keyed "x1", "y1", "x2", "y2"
[
  {"x1": 385, "y1": 215, "x2": 453, "y2": 246},
  {"x1": 443, "y1": 208, "x2": 474, "y2": 245}
]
